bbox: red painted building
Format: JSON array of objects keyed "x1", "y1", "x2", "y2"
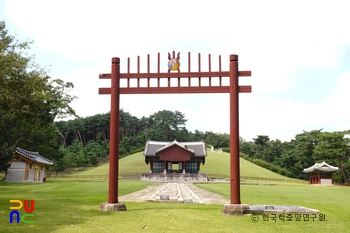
[{"x1": 144, "y1": 140, "x2": 207, "y2": 173}]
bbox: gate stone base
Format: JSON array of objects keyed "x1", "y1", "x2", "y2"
[
  {"x1": 100, "y1": 202, "x2": 127, "y2": 211},
  {"x1": 222, "y1": 204, "x2": 250, "y2": 216}
]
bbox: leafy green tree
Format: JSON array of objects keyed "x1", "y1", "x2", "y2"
[
  {"x1": 145, "y1": 110, "x2": 187, "y2": 141},
  {"x1": 253, "y1": 135, "x2": 270, "y2": 161},
  {"x1": 48, "y1": 146, "x2": 68, "y2": 176},
  {"x1": 240, "y1": 137, "x2": 254, "y2": 156},
  {"x1": 67, "y1": 140, "x2": 88, "y2": 169},
  {"x1": 83, "y1": 142, "x2": 99, "y2": 166},
  {"x1": 61, "y1": 150, "x2": 78, "y2": 169},
  {"x1": 204, "y1": 131, "x2": 216, "y2": 146},
  {"x1": 177, "y1": 128, "x2": 190, "y2": 142},
  {"x1": 278, "y1": 130, "x2": 322, "y2": 179},
  {"x1": 314, "y1": 132, "x2": 347, "y2": 162},
  {"x1": 190, "y1": 130, "x2": 205, "y2": 141},
  {"x1": 88, "y1": 154, "x2": 99, "y2": 166},
  {"x1": 314, "y1": 131, "x2": 349, "y2": 182},
  {"x1": 0, "y1": 144, "x2": 12, "y2": 175},
  {"x1": 120, "y1": 109, "x2": 140, "y2": 140},
  {"x1": 267, "y1": 139, "x2": 285, "y2": 164},
  {"x1": 44, "y1": 78, "x2": 77, "y2": 123},
  {"x1": 212, "y1": 133, "x2": 230, "y2": 148},
  {"x1": 0, "y1": 20, "x2": 77, "y2": 173},
  {"x1": 119, "y1": 136, "x2": 132, "y2": 155},
  {"x1": 84, "y1": 140, "x2": 107, "y2": 158}
]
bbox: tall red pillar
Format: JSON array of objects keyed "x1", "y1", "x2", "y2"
[
  {"x1": 229, "y1": 54, "x2": 240, "y2": 204},
  {"x1": 108, "y1": 57, "x2": 120, "y2": 204}
]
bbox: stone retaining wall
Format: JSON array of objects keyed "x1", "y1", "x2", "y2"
[{"x1": 141, "y1": 173, "x2": 209, "y2": 182}]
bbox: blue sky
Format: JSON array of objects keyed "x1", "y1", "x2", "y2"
[{"x1": 1, "y1": 0, "x2": 350, "y2": 142}]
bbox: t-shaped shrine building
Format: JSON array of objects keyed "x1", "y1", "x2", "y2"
[{"x1": 144, "y1": 139, "x2": 207, "y2": 174}]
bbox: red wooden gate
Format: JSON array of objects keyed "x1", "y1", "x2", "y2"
[{"x1": 99, "y1": 51, "x2": 251, "y2": 205}]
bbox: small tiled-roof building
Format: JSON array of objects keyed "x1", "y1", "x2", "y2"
[
  {"x1": 144, "y1": 139, "x2": 207, "y2": 173},
  {"x1": 4, "y1": 147, "x2": 53, "y2": 182},
  {"x1": 302, "y1": 161, "x2": 339, "y2": 185}
]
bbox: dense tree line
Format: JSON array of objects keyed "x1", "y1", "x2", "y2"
[
  {"x1": 54, "y1": 109, "x2": 350, "y2": 183},
  {"x1": 55, "y1": 109, "x2": 230, "y2": 150},
  {"x1": 54, "y1": 109, "x2": 231, "y2": 170},
  {"x1": 240, "y1": 131, "x2": 350, "y2": 183}
]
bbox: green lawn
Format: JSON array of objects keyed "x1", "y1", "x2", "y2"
[
  {"x1": 1, "y1": 179, "x2": 349, "y2": 233},
  {"x1": 3, "y1": 151, "x2": 343, "y2": 232}
]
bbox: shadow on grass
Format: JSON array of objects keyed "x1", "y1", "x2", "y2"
[{"x1": 123, "y1": 202, "x2": 223, "y2": 212}]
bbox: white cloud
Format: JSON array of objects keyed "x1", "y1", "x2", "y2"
[
  {"x1": 6, "y1": 0, "x2": 350, "y2": 67},
  {"x1": 4, "y1": 0, "x2": 350, "y2": 142},
  {"x1": 322, "y1": 72, "x2": 350, "y2": 122},
  {"x1": 240, "y1": 71, "x2": 350, "y2": 141}
]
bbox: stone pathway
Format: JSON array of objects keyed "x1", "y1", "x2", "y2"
[
  {"x1": 119, "y1": 182, "x2": 229, "y2": 204},
  {"x1": 119, "y1": 182, "x2": 321, "y2": 214}
]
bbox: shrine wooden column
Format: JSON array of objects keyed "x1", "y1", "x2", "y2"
[
  {"x1": 229, "y1": 55, "x2": 240, "y2": 204},
  {"x1": 150, "y1": 160, "x2": 154, "y2": 173},
  {"x1": 108, "y1": 57, "x2": 120, "y2": 204}
]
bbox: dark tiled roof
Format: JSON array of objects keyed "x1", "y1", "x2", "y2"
[
  {"x1": 155, "y1": 140, "x2": 194, "y2": 154},
  {"x1": 15, "y1": 147, "x2": 54, "y2": 166},
  {"x1": 144, "y1": 140, "x2": 207, "y2": 157}
]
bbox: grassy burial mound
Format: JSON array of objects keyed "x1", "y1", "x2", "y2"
[
  {"x1": 74, "y1": 151, "x2": 292, "y2": 180},
  {"x1": 74, "y1": 152, "x2": 149, "y2": 176}
]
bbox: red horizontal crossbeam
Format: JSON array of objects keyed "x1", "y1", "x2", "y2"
[
  {"x1": 99, "y1": 86, "x2": 251, "y2": 94},
  {"x1": 99, "y1": 71, "x2": 251, "y2": 79}
]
